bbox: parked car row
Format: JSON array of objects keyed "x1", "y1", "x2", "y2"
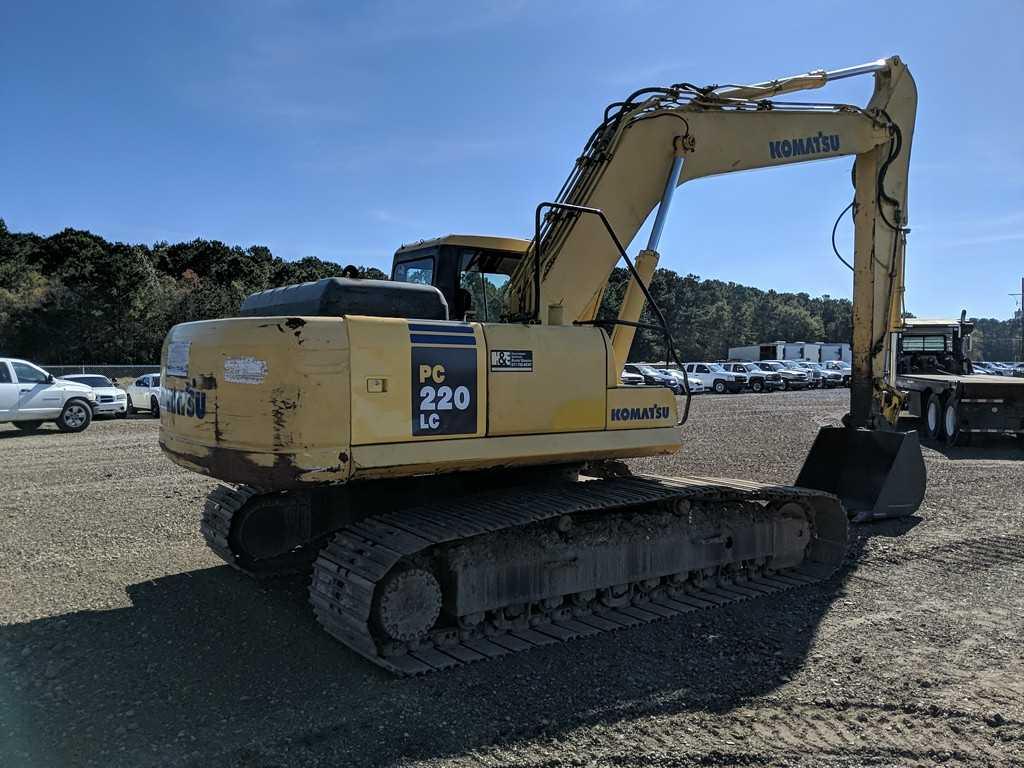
[
  {"x1": 972, "y1": 361, "x2": 1024, "y2": 377},
  {"x1": 0, "y1": 357, "x2": 161, "y2": 433},
  {"x1": 621, "y1": 364, "x2": 698, "y2": 393},
  {"x1": 619, "y1": 359, "x2": 853, "y2": 394}
]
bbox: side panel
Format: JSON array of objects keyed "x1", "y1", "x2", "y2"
[
  {"x1": 482, "y1": 324, "x2": 607, "y2": 436},
  {"x1": 350, "y1": 427, "x2": 680, "y2": 480},
  {"x1": 159, "y1": 316, "x2": 351, "y2": 488},
  {"x1": 348, "y1": 316, "x2": 486, "y2": 445}
]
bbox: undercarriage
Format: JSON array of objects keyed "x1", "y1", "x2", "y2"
[{"x1": 200, "y1": 468, "x2": 847, "y2": 675}]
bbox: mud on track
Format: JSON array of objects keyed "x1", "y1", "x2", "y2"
[{"x1": 1, "y1": 390, "x2": 1022, "y2": 767}]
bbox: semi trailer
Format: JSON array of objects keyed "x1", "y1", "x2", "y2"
[{"x1": 897, "y1": 316, "x2": 1024, "y2": 446}]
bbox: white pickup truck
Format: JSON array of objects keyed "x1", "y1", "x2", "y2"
[
  {"x1": 125, "y1": 373, "x2": 162, "y2": 417},
  {"x1": 682, "y1": 362, "x2": 748, "y2": 394},
  {"x1": 0, "y1": 358, "x2": 97, "y2": 432}
]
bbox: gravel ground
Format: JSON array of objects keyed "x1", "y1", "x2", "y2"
[{"x1": 1, "y1": 390, "x2": 1021, "y2": 767}]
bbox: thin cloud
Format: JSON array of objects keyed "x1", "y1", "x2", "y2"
[
  {"x1": 338, "y1": 0, "x2": 527, "y2": 46},
  {"x1": 939, "y1": 231, "x2": 1024, "y2": 248},
  {"x1": 189, "y1": 3, "x2": 526, "y2": 126},
  {"x1": 602, "y1": 61, "x2": 693, "y2": 87},
  {"x1": 922, "y1": 211, "x2": 1024, "y2": 249},
  {"x1": 368, "y1": 209, "x2": 417, "y2": 226},
  {"x1": 293, "y1": 136, "x2": 513, "y2": 176}
]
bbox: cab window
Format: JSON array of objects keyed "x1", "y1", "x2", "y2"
[
  {"x1": 135, "y1": 377, "x2": 147, "y2": 387},
  {"x1": 12, "y1": 360, "x2": 48, "y2": 385},
  {"x1": 458, "y1": 249, "x2": 515, "y2": 322},
  {"x1": 901, "y1": 334, "x2": 948, "y2": 353},
  {"x1": 697, "y1": 365, "x2": 710, "y2": 374},
  {"x1": 12, "y1": 361, "x2": 49, "y2": 384},
  {"x1": 0, "y1": 363, "x2": 11, "y2": 383},
  {"x1": 393, "y1": 256, "x2": 435, "y2": 286}
]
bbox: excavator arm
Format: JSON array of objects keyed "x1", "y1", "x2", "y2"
[{"x1": 507, "y1": 57, "x2": 925, "y2": 519}]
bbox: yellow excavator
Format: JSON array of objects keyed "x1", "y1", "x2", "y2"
[{"x1": 159, "y1": 56, "x2": 926, "y2": 674}]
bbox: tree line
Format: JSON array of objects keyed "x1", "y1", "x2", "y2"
[
  {"x1": 598, "y1": 267, "x2": 855, "y2": 363},
  {"x1": 0, "y1": 220, "x2": 384, "y2": 363},
  {"x1": 0, "y1": 219, "x2": 1019, "y2": 364}
]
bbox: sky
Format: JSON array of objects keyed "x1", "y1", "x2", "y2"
[{"x1": 1, "y1": 1, "x2": 1022, "y2": 319}]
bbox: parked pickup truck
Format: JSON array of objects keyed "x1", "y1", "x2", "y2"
[
  {"x1": 0, "y1": 358, "x2": 97, "y2": 432},
  {"x1": 721, "y1": 362, "x2": 781, "y2": 393},
  {"x1": 896, "y1": 316, "x2": 1024, "y2": 446},
  {"x1": 751, "y1": 360, "x2": 810, "y2": 390},
  {"x1": 682, "y1": 362, "x2": 747, "y2": 394},
  {"x1": 126, "y1": 373, "x2": 163, "y2": 417},
  {"x1": 62, "y1": 374, "x2": 129, "y2": 418},
  {"x1": 823, "y1": 360, "x2": 852, "y2": 386}
]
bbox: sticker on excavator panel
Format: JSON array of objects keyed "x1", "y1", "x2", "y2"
[
  {"x1": 796, "y1": 426, "x2": 926, "y2": 522},
  {"x1": 411, "y1": 346, "x2": 477, "y2": 436}
]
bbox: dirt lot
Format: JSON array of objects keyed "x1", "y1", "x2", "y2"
[{"x1": 1, "y1": 390, "x2": 1022, "y2": 767}]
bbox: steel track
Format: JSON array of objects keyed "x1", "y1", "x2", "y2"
[
  {"x1": 201, "y1": 485, "x2": 321, "y2": 577},
  {"x1": 307, "y1": 474, "x2": 847, "y2": 675}
]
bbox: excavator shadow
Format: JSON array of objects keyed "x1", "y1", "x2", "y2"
[{"x1": 0, "y1": 518, "x2": 918, "y2": 768}]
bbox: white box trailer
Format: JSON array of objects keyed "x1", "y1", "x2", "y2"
[
  {"x1": 728, "y1": 341, "x2": 851, "y2": 364},
  {"x1": 727, "y1": 343, "x2": 787, "y2": 361},
  {"x1": 820, "y1": 343, "x2": 852, "y2": 364},
  {"x1": 783, "y1": 342, "x2": 822, "y2": 361}
]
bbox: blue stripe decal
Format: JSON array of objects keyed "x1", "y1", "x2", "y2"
[
  {"x1": 407, "y1": 323, "x2": 475, "y2": 334},
  {"x1": 409, "y1": 334, "x2": 477, "y2": 346}
]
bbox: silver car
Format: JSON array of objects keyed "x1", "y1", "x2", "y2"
[
  {"x1": 797, "y1": 361, "x2": 844, "y2": 388},
  {"x1": 659, "y1": 368, "x2": 705, "y2": 394},
  {"x1": 62, "y1": 374, "x2": 129, "y2": 418}
]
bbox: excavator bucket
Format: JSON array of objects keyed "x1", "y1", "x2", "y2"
[{"x1": 796, "y1": 427, "x2": 926, "y2": 522}]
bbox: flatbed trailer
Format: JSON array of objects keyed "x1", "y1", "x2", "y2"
[
  {"x1": 898, "y1": 372, "x2": 1024, "y2": 445},
  {"x1": 895, "y1": 317, "x2": 1024, "y2": 446}
]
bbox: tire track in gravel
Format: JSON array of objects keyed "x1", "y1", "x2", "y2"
[
  {"x1": 861, "y1": 534, "x2": 1024, "y2": 574},
  {"x1": 417, "y1": 702, "x2": 1022, "y2": 768}
]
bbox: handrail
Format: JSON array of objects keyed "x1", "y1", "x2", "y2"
[{"x1": 531, "y1": 201, "x2": 691, "y2": 426}]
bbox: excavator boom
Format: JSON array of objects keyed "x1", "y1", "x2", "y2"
[{"x1": 506, "y1": 56, "x2": 924, "y2": 519}]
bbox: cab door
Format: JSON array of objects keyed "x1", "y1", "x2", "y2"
[
  {"x1": 0, "y1": 362, "x2": 18, "y2": 418},
  {"x1": 10, "y1": 361, "x2": 62, "y2": 417}
]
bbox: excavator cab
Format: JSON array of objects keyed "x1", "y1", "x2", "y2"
[{"x1": 391, "y1": 236, "x2": 527, "y2": 322}]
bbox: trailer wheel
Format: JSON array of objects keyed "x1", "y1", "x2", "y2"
[
  {"x1": 924, "y1": 392, "x2": 944, "y2": 441},
  {"x1": 944, "y1": 398, "x2": 968, "y2": 447}
]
